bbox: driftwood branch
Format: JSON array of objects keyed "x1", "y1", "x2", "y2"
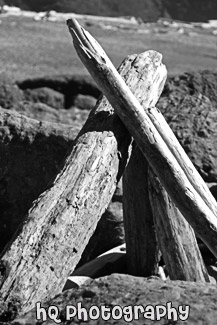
[
  {"x1": 67, "y1": 18, "x2": 217, "y2": 258},
  {"x1": 0, "y1": 50, "x2": 165, "y2": 316}
]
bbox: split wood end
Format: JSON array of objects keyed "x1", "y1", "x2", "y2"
[{"x1": 67, "y1": 18, "x2": 108, "y2": 64}]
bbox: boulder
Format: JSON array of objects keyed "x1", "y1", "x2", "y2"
[
  {"x1": 10, "y1": 274, "x2": 217, "y2": 324},
  {"x1": 0, "y1": 73, "x2": 24, "y2": 109},
  {"x1": 161, "y1": 70, "x2": 217, "y2": 108},
  {"x1": 72, "y1": 94, "x2": 97, "y2": 110},
  {"x1": 23, "y1": 87, "x2": 64, "y2": 110},
  {"x1": 12, "y1": 101, "x2": 90, "y2": 126},
  {"x1": 158, "y1": 93, "x2": 217, "y2": 182}
]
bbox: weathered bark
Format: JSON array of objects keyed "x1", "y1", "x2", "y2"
[
  {"x1": 123, "y1": 143, "x2": 160, "y2": 276},
  {"x1": 148, "y1": 168, "x2": 210, "y2": 282},
  {"x1": 0, "y1": 51, "x2": 165, "y2": 317},
  {"x1": 67, "y1": 19, "x2": 217, "y2": 258}
]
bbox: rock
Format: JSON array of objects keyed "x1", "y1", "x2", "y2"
[
  {"x1": 72, "y1": 94, "x2": 97, "y2": 110},
  {"x1": 0, "y1": 73, "x2": 24, "y2": 109},
  {"x1": 161, "y1": 70, "x2": 217, "y2": 108},
  {"x1": 17, "y1": 74, "x2": 101, "y2": 108},
  {"x1": 158, "y1": 93, "x2": 217, "y2": 182},
  {"x1": 12, "y1": 101, "x2": 89, "y2": 126},
  {"x1": 23, "y1": 87, "x2": 64, "y2": 110},
  {"x1": 13, "y1": 101, "x2": 63, "y2": 123},
  {"x1": 10, "y1": 274, "x2": 217, "y2": 324}
]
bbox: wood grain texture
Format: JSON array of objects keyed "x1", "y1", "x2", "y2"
[
  {"x1": 123, "y1": 143, "x2": 160, "y2": 277},
  {"x1": 0, "y1": 51, "x2": 164, "y2": 316},
  {"x1": 148, "y1": 168, "x2": 210, "y2": 282},
  {"x1": 67, "y1": 19, "x2": 217, "y2": 259}
]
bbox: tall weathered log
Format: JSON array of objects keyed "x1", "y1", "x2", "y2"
[
  {"x1": 123, "y1": 143, "x2": 160, "y2": 276},
  {"x1": 67, "y1": 19, "x2": 217, "y2": 258},
  {"x1": 0, "y1": 51, "x2": 166, "y2": 316},
  {"x1": 148, "y1": 168, "x2": 210, "y2": 282}
]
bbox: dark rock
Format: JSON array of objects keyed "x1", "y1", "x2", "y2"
[
  {"x1": 11, "y1": 274, "x2": 217, "y2": 324},
  {"x1": 72, "y1": 94, "x2": 97, "y2": 110},
  {"x1": 161, "y1": 70, "x2": 217, "y2": 108},
  {"x1": 158, "y1": 92, "x2": 217, "y2": 182},
  {"x1": 17, "y1": 74, "x2": 101, "y2": 108},
  {"x1": 23, "y1": 87, "x2": 64, "y2": 110},
  {"x1": 0, "y1": 73, "x2": 24, "y2": 109}
]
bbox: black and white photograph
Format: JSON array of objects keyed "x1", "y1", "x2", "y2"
[{"x1": 0, "y1": 1, "x2": 217, "y2": 323}]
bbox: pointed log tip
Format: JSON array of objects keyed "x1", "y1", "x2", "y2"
[{"x1": 66, "y1": 18, "x2": 78, "y2": 29}]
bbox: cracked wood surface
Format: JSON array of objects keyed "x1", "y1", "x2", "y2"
[
  {"x1": 123, "y1": 144, "x2": 160, "y2": 277},
  {"x1": 67, "y1": 18, "x2": 217, "y2": 260},
  {"x1": 0, "y1": 49, "x2": 165, "y2": 316},
  {"x1": 148, "y1": 168, "x2": 210, "y2": 282}
]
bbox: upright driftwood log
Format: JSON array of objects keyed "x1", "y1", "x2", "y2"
[
  {"x1": 123, "y1": 143, "x2": 160, "y2": 276},
  {"x1": 67, "y1": 19, "x2": 217, "y2": 258},
  {"x1": 148, "y1": 168, "x2": 210, "y2": 282},
  {"x1": 0, "y1": 51, "x2": 166, "y2": 316}
]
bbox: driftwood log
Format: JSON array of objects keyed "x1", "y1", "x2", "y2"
[
  {"x1": 0, "y1": 108, "x2": 79, "y2": 254},
  {"x1": 148, "y1": 168, "x2": 210, "y2": 282},
  {"x1": 123, "y1": 143, "x2": 160, "y2": 276},
  {"x1": 67, "y1": 19, "x2": 217, "y2": 259},
  {"x1": 0, "y1": 50, "x2": 166, "y2": 316}
]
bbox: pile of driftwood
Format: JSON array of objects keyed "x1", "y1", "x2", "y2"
[{"x1": 0, "y1": 18, "x2": 217, "y2": 318}]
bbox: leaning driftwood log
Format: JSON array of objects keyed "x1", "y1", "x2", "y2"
[
  {"x1": 67, "y1": 18, "x2": 217, "y2": 258},
  {"x1": 148, "y1": 168, "x2": 210, "y2": 282},
  {"x1": 0, "y1": 108, "x2": 79, "y2": 254},
  {"x1": 123, "y1": 143, "x2": 160, "y2": 277},
  {"x1": 0, "y1": 51, "x2": 166, "y2": 316}
]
